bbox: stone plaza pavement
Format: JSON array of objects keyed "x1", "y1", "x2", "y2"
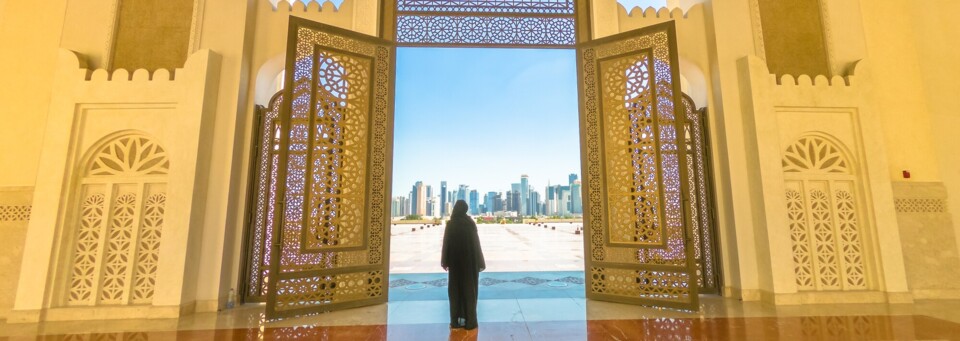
[{"x1": 389, "y1": 222, "x2": 585, "y2": 274}]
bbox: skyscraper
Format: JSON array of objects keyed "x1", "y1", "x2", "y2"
[
  {"x1": 571, "y1": 180, "x2": 582, "y2": 214},
  {"x1": 392, "y1": 196, "x2": 410, "y2": 217},
  {"x1": 569, "y1": 173, "x2": 578, "y2": 185},
  {"x1": 510, "y1": 183, "x2": 522, "y2": 214},
  {"x1": 426, "y1": 185, "x2": 434, "y2": 216},
  {"x1": 484, "y1": 192, "x2": 497, "y2": 214},
  {"x1": 469, "y1": 190, "x2": 480, "y2": 215},
  {"x1": 545, "y1": 185, "x2": 556, "y2": 216},
  {"x1": 529, "y1": 191, "x2": 541, "y2": 216},
  {"x1": 440, "y1": 181, "x2": 448, "y2": 216},
  {"x1": 410, "y1": 186, "x2": 417, "y2": 216},
  {"x1": 391, "y1": 196, "x2": 403, "y2": 217},
  {"x1": 556, "y1": 185, "x2": 570, "y2": 216},
  {"x1": 520, "y1": 174, "x2": 530, "y2": 216},
  {"x1": 457, "y1": 184, "x2": 469, "y2": 202},
  {"x1": 412, "y1": 181, "x2": 426, "y2": 216}
]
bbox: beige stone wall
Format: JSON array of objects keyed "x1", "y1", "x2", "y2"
[
  {"x1": 0, "y1": 0, "x2": 7, "y2": 25},
  {"x1": 695, "y1": 0, "x2": 762, "y2": 300},
  {"x1": 908, "y1": 0, "x2": 960, "y2": 264},
  {"x1": 111, "y1": 0, "x2": 194, "y2": 71},
  {"x1": 0, "y1": 187, "x2": 31, "y2": 320},
  {"x1": 891, "y1": 182, "x2": 960, "y2": 299},
  {"x1": 0, "y1": 1, "x2": 68, "y2": 187},
  {"x1": 756, "y1": 0, "x2": 829, "y2": 77},
  {"x1": 60, "y1": 0, "x2": 121, "y2": 70},
  {"x1": 859, "y1": 1, "x2": 940, "y2": 182}
]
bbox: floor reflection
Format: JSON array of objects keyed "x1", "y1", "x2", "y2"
[{"x1": 17, "y1": 315, "x2": 960, "y2": 340}]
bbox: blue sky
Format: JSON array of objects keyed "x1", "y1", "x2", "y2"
[{"x1": 392, "y1": 48, "x2": 581, "y2": 197}]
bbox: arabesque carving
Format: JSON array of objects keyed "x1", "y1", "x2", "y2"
[
  {"x1": 783, "y1": 134, "x2": 868, "y2": 291},
  {"x1": 65, "y1": 133, "x2": 168, "y2": 306},
  {"x1": 394, "y1": 0, "x2": 576, "y2": 47},
  {"x1": 88, "y1": 135, "x2": 169, "y2": 177},
  {"x1": 0, "y1": 205, "x2": 31, "y2": 222}
]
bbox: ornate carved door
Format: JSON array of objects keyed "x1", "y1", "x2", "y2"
[
  {"x1": 266, "y1": 17, "x2": 395, "y2": 319},
  {"x1": 578, "y1": 21, "x2": 700, "y2": 310}
]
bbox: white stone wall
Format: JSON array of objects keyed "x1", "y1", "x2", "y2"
[{"x1": 9, "y1": 49, "x2": 221, "y2": 322}]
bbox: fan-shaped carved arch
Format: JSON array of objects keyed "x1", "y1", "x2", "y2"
[
  {"x1": 87, "y1": 134, "x2": 169, "y2": 177},
  {"x1": 782, "y1": 134, "x2": 852, "y2": 174}
]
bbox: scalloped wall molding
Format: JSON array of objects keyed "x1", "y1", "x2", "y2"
[
  {"x1": 617, "y1": 4, "x2": 698, "y2": 18},
  {"x1": 270, "y1": 0, "x2": 345, "y2": 11}
]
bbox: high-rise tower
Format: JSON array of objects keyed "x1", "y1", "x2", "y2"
[
  {"x1": 520, "y1": 174, "x2": 530, "y2": 216},
  {"x1": 440, "y1": 181, "x2": 448, "y2": 216}
]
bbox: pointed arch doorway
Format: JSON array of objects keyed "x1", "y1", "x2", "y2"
[{"x1": 240, "y1": 0, "x2": 721, "y2": 319}]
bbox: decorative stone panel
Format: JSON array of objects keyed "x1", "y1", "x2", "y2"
[
  {"x1": 894, "y1": 198, "x2": 947, "y2": 214},
  {"x1": 0, "y1": 206, "x2": 31, "y2": 222},
  {"x1": 782, "y1": 134, "x2": 869, "y2": 291}
]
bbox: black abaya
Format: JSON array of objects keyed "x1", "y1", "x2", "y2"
[{"x1": 441, "y1": 213, "x2": 485, "y2": 330}]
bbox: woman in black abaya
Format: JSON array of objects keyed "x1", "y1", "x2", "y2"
[{"x1": 441, "y1": 200, "x2": 486, "y2": 330}]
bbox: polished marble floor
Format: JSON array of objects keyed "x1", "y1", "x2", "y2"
[
  {"x1": 5, "y1": 291, "x2": 960, "y2": 340},
  {"x1": 8, "y1": 315, "x2": 960, "y2": 340},
  {"x1": 390, "y1": 223, "x2": 584, "y2": 274},
  {"x1": 5, "y1": 225, "x2": 960, "y2": 339}
]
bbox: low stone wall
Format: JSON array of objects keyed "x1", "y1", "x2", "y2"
[
  {"x1": 892, "y1": 181, "x2": 960, "y2": 299},
  {"x1": 0, "y1": 187, "x2": 32, "y2": 320}
]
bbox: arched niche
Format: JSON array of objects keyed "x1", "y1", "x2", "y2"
[{"x1": 58, "y1": 132, "x2": 170, "y2": 307}]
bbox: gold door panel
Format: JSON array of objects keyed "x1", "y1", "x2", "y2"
[
  {"x1": 578, "y1": 21, "x2": 699, "y2": 310},
  {"x1": 266, "y1": 18, "x2": 395, "y2": 319}
]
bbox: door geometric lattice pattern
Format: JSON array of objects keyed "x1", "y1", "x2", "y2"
[
  {"x1": 392, "y1": 0, "x2": 576, "y2": 47},
  {"x1": 783, "y1": 135, "x2": 869, "y2": 291},
  {"x1": 681, "y1": 95, "x2": 721, "y2": 294},
  {"x1": 243, "y1": 92, "x2": 284, "y2": 302},
  {"x1": 66, "y1": 134, "x2": 168, "y2": 306},
  {"x1": 265, "y1": 18, "x2": 394, "y2": 319},
  {"x1": 578, "y1": 22, "x2": 700, "y2": 310}
]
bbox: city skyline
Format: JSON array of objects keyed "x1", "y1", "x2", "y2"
[
  {"x1": 392, "y1": 48, "x2": 580, "y2": 197},
  {"x1": 392, "y1": 173, "x2": 583, "y2": 218}
]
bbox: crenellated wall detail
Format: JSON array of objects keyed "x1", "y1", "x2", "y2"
[
  {"x1": 619, "y1": 5, "x2": 692, "y2": 19},
  {"x1": 270, "y1": 0, "x2": 345, "y2": 11},
  {"x1": 618, "y1": 4, "x2": 705, "y2": 27},
  {"x1": 775, "y1": 74, "x2": 852, "y2": 87},
  {"x1": 84, "y1": 68, "x2": 177, "y2": 82}
]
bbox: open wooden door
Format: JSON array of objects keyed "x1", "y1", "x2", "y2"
[
  {"x1": 577, "y1": 21, "x2": 700, "y2": 310},
  {"x1": 265, "y1": 17, "x2": 395, "y2": 319}
]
